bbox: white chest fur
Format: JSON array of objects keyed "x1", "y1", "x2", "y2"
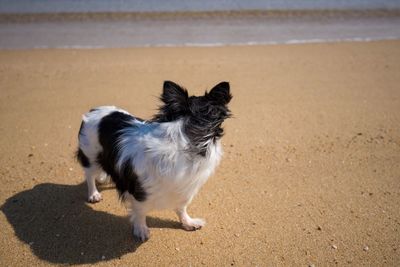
[{"x1": 117, "y1": 119, "x2": 223, "y2": 210}]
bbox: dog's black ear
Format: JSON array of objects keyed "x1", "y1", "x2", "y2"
[
  {"x1": 160, "y1": 80, "x2": 189, "y2": 111},
  {"x1": 208, "y1": 82, "x2": 232, "y2": 105}
]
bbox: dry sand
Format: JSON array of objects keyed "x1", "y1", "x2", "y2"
[{"x1": 0, "y1": 40, "x2": 399, "y2": 266}]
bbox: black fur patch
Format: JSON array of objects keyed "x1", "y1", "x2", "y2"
[
  {"x1": 97, "y1": 111, "x2": 147, "y2": 201},
  {"x1": 76, "y1": 148, "x2": 90, "y2": 168},
  {"x1": 185, "y1": 96, "x2": 230, "y2": 156},
  {"x1": 119, "y1": 158, "x2": 147, "y2": 201}
]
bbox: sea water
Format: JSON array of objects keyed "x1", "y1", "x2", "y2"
[
  {"x1": 1, "y1": 0, "x2": 400, "y2": 13},
  {"x1": 0, "y1": 0, "x2": 399, "y2": 49}
]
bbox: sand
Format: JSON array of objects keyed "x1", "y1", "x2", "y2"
[{"x1": 0, "y1": 40, "x2": 399, "y2": 266}]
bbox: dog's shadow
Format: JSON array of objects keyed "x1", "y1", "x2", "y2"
[{"x1": 1, "y1": 182, "x2": 181, "y2": 264}]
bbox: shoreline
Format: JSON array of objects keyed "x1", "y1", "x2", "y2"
[{"x1": 1, "y1": 36, "x2": 399, "y2": 51}]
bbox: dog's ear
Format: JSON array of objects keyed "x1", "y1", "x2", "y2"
[
  {"x1": 208, "y1": 82, "x2": 232, "y2": 105},
  {"x1": 160, "y1": 80, "x2": 189, "y2": 111}
]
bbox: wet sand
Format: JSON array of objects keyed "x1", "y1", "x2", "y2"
[{"x1": 0, "y1": 40, "x2": 399, "y2": 266}]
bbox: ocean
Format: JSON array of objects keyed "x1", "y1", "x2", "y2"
[
  {"x1": 2, "y1": 0, "x2": 400, "y2": 13},
  {"x1": 0, "y1": 0, "x2": 399, "y2": 49}
]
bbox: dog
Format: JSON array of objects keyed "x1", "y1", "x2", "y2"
[{"x1": 76, "y1": 81, "x2": 232, "y2": 241}]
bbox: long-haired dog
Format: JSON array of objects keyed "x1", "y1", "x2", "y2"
[{"x1": 76, "y1": 81, "x2": 232, "y2": 241}]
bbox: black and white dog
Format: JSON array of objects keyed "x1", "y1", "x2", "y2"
[{"x1": 77, "y1": 81, "x2": 232, "y2": 241}]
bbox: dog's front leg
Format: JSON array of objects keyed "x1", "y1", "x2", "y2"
[
  {"x1": 176, "y1": 206, "x2": 205, "y2": 231},
  {"x1": 129, "y1": 204, "x2": 150, "y2": 242}
]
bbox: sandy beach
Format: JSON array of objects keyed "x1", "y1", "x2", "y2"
[{"x1": 0, "y1": 40, "x2": 399, "y2": 266}]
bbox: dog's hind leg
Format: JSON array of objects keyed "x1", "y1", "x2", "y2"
[{"x1": 85, "y1": 166, "x2": 103, "y2": 203}]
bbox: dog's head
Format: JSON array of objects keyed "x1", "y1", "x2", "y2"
[
  {"x1": 153, "y1": 81, "x2": 232, "y2": 154},
  {"x1": 154, "y1": 80, "x2": 232, "y2": 124}
]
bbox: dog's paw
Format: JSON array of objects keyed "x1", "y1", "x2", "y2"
[
  {"x1": 88, "y1": 192, "x2": 102, "y2": 203},
  {"x1": 133, "y1": 225, "x2": 150, "y2": 242},
  {"x1": 182, "y1": 218, "x2": 205, "y2": 231}
]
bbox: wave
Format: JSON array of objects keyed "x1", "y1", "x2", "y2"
[{"x1": 8, "y1": 37, "x2": 395, "y2": 50}]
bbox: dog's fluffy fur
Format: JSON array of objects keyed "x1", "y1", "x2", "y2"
[{"x1": 76, "y1": 81, "x2": 232, "y2": 241}]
